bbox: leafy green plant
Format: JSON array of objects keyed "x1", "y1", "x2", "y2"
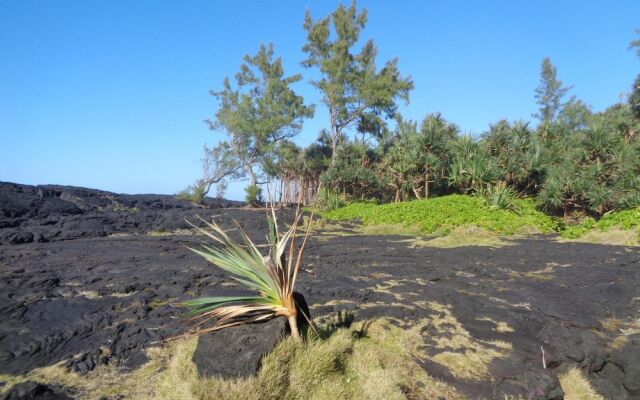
[
  {"x1": 314, "y1": 188, "x2": 346, "y2": 211},
  {"x1": 321, "y1": 195, "x2": 558, "y2": 235},
  {"x1": 179, "y1": 209, "x2": 311, "y2": 342},
  {"x1": 177, "y1": 179, "x2": 207, "y2": 204},
  {"x1": 479, "y1": 182, "x2": 521, "y2": 213},
  {"x1": 561, "y1": 207, "x2": 640, "y2": 239},
  {"x1": 244, "y1": 184, "x2": 263, "y2": 204}
]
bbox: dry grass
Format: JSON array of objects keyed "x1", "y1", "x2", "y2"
[
  {"x1": 358, "y1": 223, "x2": 423, "y2": 236},
  {"x1": 405, "y1": 226, "x2": 512, "y2": 248},
  {"x1": 559, "y1": 368, "x2": 604, "y2": 400},
  {"x1": 417, "y1": 302, "x2": 512, "y2": 381},
  {"x1": 476, "y1": 317, "x2": 515, "y2": 333},
  {"x1": 148, "y1": 229, "x2": 195, "y2": 237},
  {"x1": 507, "y1": 266, "x2": 554, "y2": 282},
  {"x1": 560, "y1": 227, "x2": 640, "y2": 246},
  {"x1": 600, "y1": 317, "x2": 625, "y2": 333},
  {"x1": 0, "y1": 319, "x2": 464, "y2": 400}
]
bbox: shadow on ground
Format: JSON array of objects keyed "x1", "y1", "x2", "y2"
[{"x1": 1, "y1": 209, "x2": 639, "y2": 399}]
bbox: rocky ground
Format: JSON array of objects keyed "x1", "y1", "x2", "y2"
[{"x1": 1, "y1": 182, "x2": 639, "y2": 399}]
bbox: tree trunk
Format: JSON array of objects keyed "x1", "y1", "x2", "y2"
[
  {"x1": 424, "y1": 169, "x2": 430, "y2": 199},
  {"x1": 287, "y1": 315, "x2": 302, "y2": 342},
  {"x1": 331, "y1": 132, "x2": 338, "y2": 166},
  {"x1": 330, "y1": 110, "x2": 338, "y2": 166},
  {"x1": 247, "y1": 168, "x2": 257, "y2": 187}
]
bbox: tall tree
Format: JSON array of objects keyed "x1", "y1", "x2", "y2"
[
  {"x1": 533, "y1": 57, "x2": 571, "y2": 125},
  {"x1": 302, "y1": 1, "x2": 413, "y2": 164},
  {"x1": 207, "y1": 44, "x2": 314, "y2": 194}
]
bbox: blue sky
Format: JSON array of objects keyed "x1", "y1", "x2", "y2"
[{"x1": 1, "y1": 1, "x2": 639, "y2": 200}]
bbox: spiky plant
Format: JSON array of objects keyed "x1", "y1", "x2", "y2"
[
  {"x1": 179, "y1": 209, "x2": 311, "y2": 342},
  {"x1": 479, "y1": 182, "x2": 521, "y2": 214}
]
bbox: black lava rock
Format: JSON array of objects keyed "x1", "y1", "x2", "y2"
[
  {"x1": 523, "y1": 370, "x2": 565, "y2": 400},
  {"x1": 2, "y1": 381, "x2": 72, "y2": 400},
  {"x1": 192, "y1": 292, "x2": 311, "y2": 379},
  {"x1": 192, "y1": 316, "x2": 289, "y2": 379}
]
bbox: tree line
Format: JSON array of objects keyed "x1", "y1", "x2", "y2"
[{"x1": 179, "y1": 2, "x2": 640, "y2": 218}]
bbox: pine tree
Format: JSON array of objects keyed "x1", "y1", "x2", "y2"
[
  {"x1": 533, "y1": 58, "x2": 571, "y2": 125},
  {"x1": 207, "y1": 44, "x2": 314, "y2": 196},
  {"x1": 302, "y1": 1, "x2": 413, "y2": 165}
]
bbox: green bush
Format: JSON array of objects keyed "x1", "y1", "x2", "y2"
[
  {"x1": 321, "y1": 194, "x2": 559, "y2": 235},
  {"x1": 478, "y1": 182, "x2": 520, "y2": 213},
  {"x1": 314, "y1": 188, "x2": 347, "y2": 211},
  {"x1": 176, "y1": 180, "x2": 207, "y2": 204},
  {"x1": 244, "y1": 184, "x2": 263, "y2": 204},
  {"x1": 561, "y1": 207, "x2": 640, "y2": 238}
]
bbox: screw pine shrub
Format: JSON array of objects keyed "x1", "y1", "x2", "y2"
[
  {"x1": 478, "y1": 182, "x2": 521, "y2": 213},
  {"x1": 314, "y1": 188, "x2": 347, "y2": 211}
]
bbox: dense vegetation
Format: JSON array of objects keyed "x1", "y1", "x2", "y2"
[
  {"x1": 322, "y1": 196, "x2": 559, "y2": 235},
  {"x1": 561, "y1": 206, "x2": 640, "y2": 239},
  {"x1": 183, "y1": 2, "x2": 640, "y2": 229}
]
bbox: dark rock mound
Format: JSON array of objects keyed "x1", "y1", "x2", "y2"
[
  {"x1": 1, "y1": 381, "x2": 73, "y2": 400},
  {"x1": 498, "y1": 369, "x2": 564, "y2": 400},
  {"x1": 192, "y1": 292, "x2": 311, "y2": 379},
  {"x1": 192, "y1": 317, "x2": 289, "y2": 379},
  {"x1": 0, "y1": 181, "x2": 245, "y2": 245}
]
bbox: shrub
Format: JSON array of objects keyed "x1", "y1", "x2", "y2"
[
  {"x1": 322, "y1": 194, "x2": 559, "y2": 235},
  {"x1": 478, "y1": 182, "x2": 521, "y2": 213},
  {"x1": 177, "y1": 179, "x2": 207, "y2": 204},
  {"x1": 561, "y1": 207, "x2": 640, "y2": 239},
  {"x1": 244, "y1": 184, "x2": 263, "y2": 204},
  {"x1": 314, "y1": 188, "x2": 347, "y2": 211}
]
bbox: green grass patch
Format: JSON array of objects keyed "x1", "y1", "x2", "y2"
[
  {"x1": 561, "y1": 207, "x2": 640, "y2": 240},
  {"x1": 321, "y1": 195, "x2": 559, "y2": 236}
]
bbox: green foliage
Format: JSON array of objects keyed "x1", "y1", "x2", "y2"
[
  {"x1": 302, "y1": 1, "x2": 413, "y2": 162},
  {"x1": 478, "y1": 182, "x2": 520, "y2": 213},
  {"x1": 177, "y1": 179, "x2": 207, "y2": 204},
  {"x1": 321, "y1": 141, "x2": 387, "y2": 201},
  {"x1": 533, "y1": 57, "x2": 571, "y2": 124},
  {"x1": 538, "y1": 112, "x2": 640, "y2": 215},
  {"x1": 314, "y1": 188, "x2": 347, "y2": 211},
  {"x1": 379, "y1": 113, "x2": 458, "y2": 201},
  {"x1": 448, "y1": 135, "x2": 495, "y2": 194},
  {"x1": 629, "y1": 75, "x2": 640, "y2": 120},
  {"x1": 189, "y1": 9, "x2": 640, "y2": 222},
  {"x1": 208, "y1": 43, "x2": 314, "y2": 187},
  {"x1": 180, "y1": 210, "x2": 309, "y2": 341},
  {"x1": 244, "y1": 184, "x2": 263, "y2": 204},
  {"x1": 561, "y1": 207, "x2": 640, "y2": 239},
  {"x1": 481, "y1": 120, "x2": 543, "y2": 194},
  {"x1": 322, "y1": 195, "x2": 559, "y2": 235}
]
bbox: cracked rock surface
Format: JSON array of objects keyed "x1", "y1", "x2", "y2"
[{"x1": 1, "y1": 182, "x2": 639, "y2": 399}]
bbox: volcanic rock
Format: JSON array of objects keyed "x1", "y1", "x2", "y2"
[
  {"x1": 192, "y1": 317, "x2": 288, "y2": 379},
  {"x1": 192, "y1": 292, "x2": 311, "y2": 379},
  {"x1": 1, "y1": 381, "x2": 72, "y2": 400}
]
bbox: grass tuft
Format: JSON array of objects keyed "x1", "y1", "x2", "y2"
[
  {"x1": 559, "y1": 368, "x2": 604, "y2": 400},
  {"x1": 0, "y1": 319, "x2": 464, "y2": 400}
]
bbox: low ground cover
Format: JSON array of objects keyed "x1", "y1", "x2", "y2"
[
  {"x1": 320, "y1": 195, "x2": 640, "y2": 245},
  {"x1": 321, "y1": 195, "x2": 559, "y2": 236},
  {"x1": 561, "y1": 207, "x2": 640, "y2": 244}
]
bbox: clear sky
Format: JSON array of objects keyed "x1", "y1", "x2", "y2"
[{"x1": 1, "y1": 1, "x2": 639, "y2": 200}]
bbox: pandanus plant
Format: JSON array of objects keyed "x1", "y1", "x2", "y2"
[{"x1": 179, "y1": 209, "x2": 311, "y2": 342}]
